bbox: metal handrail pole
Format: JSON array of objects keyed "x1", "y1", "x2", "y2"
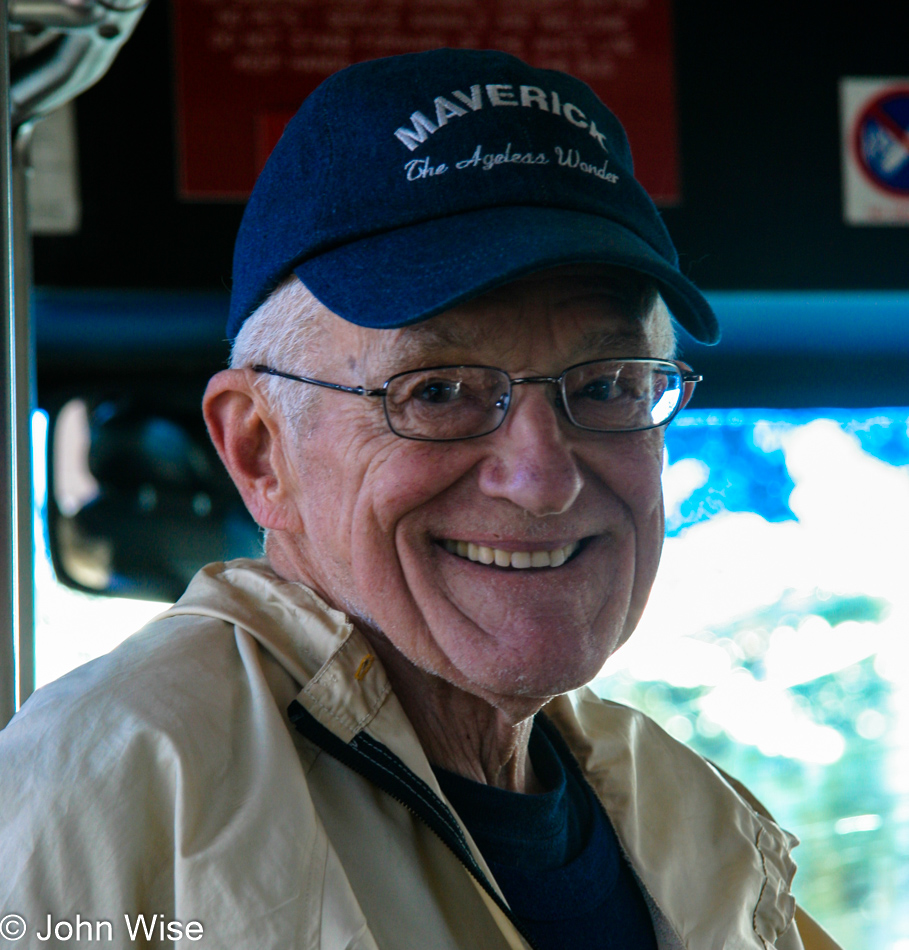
[
  {"x1": 10, "y1": 2, "x2": 105, "y2": 31},
  {"x1": 1, "y1": 0, "x2": 19, "y2": 729},
  {"x1": 12, "y1": 123, "x2": 33, "y2": 708},
  {"x1": 0, "y1": 1, "x2": 151, "y2": 725}
]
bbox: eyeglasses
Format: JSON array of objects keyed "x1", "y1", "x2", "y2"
[{"x1": 253, "y1": 359, "x2": 702, "y2": 442}]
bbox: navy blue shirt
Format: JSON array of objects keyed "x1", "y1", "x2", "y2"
[{"x1": 434, "y1": 718, "x2": 658, "y2": 950}]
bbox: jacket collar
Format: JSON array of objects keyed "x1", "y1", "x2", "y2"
[
  {"x1": 164, "y1": 558, "x2": 799, "y2": 949},
  {"x1": 546, "y1": 691, "x2": 798, "y2": 948}
]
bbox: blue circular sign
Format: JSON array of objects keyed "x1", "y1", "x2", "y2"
[{"x1": 853, "y1": 88, "x2": 909, "y2": 196}]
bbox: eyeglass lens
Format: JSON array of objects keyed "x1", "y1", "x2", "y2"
[
  {"x1": 564, "y1": 360, "x2": 680, "y2": 431},
  {"x1": 383, "y1": 361, "x2": 683, "y2": 440}
]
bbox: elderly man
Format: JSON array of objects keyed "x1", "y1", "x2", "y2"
[{"x1": 0, "y1": 49, "x2": 840, "y2": 950}]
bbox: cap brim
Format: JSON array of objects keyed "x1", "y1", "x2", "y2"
[{"x1": 294, "y1": 206, "x2": 719, "y2": 345}]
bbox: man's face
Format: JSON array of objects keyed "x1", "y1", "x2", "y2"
[{"x1": 274, "y1": 269, "x2": 668, "y2": 706}]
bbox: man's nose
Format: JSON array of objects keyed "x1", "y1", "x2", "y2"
[{"x1": 476, "y1": 384, "x2": 583, "y2": 516}]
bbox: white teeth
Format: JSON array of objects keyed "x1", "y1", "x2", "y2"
[{"x1": 442, "y1": 539, "x2": 580, "y2": 569}]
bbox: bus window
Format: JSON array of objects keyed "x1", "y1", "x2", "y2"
[{"x1": 593, "y1": 408, "x2": 909, "y2": 950}]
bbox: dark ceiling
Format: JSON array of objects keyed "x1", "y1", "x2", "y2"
[{"x1": 32, "y1": 1, "x2": 909, "y2": 296}]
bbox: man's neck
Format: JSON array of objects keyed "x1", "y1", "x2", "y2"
[
  {"x1": 263, "y1": 543, "x2": 550, "y2": 793},
  {"x1": 365, "y1": 630, "x2": 547, "y2": 794}
]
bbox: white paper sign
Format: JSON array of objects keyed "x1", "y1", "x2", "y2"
[{"x1": 28, "y1": 103, "x2": 81, "y2": 235}]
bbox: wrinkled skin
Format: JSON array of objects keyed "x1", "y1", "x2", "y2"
[{"x1": 205, "y1": 267, "x2": 683, "y2": 790}]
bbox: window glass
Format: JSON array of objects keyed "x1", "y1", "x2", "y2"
[
  {"x1": 32, "y1": 412, "x2": 168, "y2": 688},
  {"x1": 593, "y1": 409, "x2": 909, "y2": 950}
]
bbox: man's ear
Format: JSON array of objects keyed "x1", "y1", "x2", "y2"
[{"x1": 203, "y1": 369, "x2": 304, "y2": 532}]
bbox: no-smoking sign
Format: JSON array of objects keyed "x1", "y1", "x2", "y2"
[{"x1": 841, "y1": 77, "x2": 909, "y2": 225}]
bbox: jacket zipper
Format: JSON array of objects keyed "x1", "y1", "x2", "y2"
[{"x1": 288, "y1": 700, "x2": 541, "y2": 950}]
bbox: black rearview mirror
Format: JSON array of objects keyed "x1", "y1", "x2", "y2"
[{"x1": 46, "y1": 384, "x2": 260, "y2": 602}]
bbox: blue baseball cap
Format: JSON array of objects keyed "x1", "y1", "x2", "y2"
[{"x1": 228, "y1": 48, "x2": 719, "y2": 345}]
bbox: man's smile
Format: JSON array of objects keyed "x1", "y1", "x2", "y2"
[{"x1": 438, "y1": 538, "x2": 584, "y2": 569}]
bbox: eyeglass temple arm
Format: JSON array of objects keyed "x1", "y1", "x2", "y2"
[
  {"x1": 251, "y1": 365, "x2": 386, "y2": 398},
  {"x1": 510, "y1": 368, "x2": 703, "y2": 387}
]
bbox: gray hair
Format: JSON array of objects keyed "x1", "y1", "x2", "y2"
[
  {"x1": 642, "y1": 290, "x2": 677, "y2": 360},
  {"x1": 229, "y1": 275, "x2": 326, "y2": 431}
]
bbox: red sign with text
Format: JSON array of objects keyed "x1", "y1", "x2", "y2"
[{"x1": 173, "y1": 0, "x2": 679, "y2": 203}]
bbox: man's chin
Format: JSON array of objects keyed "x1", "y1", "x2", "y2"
[
  {"x1": 444, "y1": 649, "x2": 612, "y2": 709},
  {"x1": 383, "y1": 536, "x2": 634, "y2": 697},
  {"x1": 412, "y1": 597, "x2": 622, "y2": 700}
]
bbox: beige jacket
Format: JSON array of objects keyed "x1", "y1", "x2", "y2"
[{"x1": 0, "y1": 559, "x2": 805, "y2": 950}]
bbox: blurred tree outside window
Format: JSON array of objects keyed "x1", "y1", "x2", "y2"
[{"x1": 593, "y1": 409, "x2": 909, "y2": 950}]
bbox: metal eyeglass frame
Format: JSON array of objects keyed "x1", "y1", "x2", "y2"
[{"x1": 252, "y1": 359, "x2": 703, "y2": 442}]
